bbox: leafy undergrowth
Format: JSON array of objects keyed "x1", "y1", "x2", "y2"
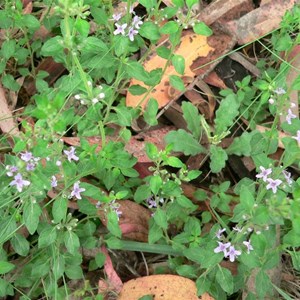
[{"x1": 0, "y1": 0, "x2": 300, "y2": 299}]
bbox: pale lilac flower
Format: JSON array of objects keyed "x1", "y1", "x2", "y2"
[
  {"x1": 243, "y1": 240, "x2": 254, "y2": 254},
  {"x1": 114, "y1": 23, "x2": 127, "y2": 35},
  {"x1": 26, "y1": 162, "x2": 36, "y2": 171},
  {"x1": 98, "y1": 92, "x2": 105, "y2": 99},
  {"x1": 128, "y1": 26, "x2": 138, "y2": 41},
  {"x1": 147, "y1": 197, "x2": 157, "y2": 208},
  {"x1": 10, "y1": 173, "x2": 30, "y2": 192},
  {"x1": 215, "y1": 228, "x2": 226, "y2": 239},
  {"x1": 292, "y1": 130, "x2": 300, "y2": 144},
  {"x1": 256, "y1": 166, "x2": 272, "y2": 182},
  {"x1": 51, "y1": 175, "x2": 57, "y2": 188},
  {"x1": 226, "y1": 245, "x2": 241, "y2": 262},
  {"x1": 132, "y1": 15, "x2": 143, "y2": 29},
  {"x1": 274, "y1": 87, "x2": 286, "y2": 95},
  {"x1": 266, "y1": 178, "x2": 282, "y2": 193},
  {"x1": 112, "y1": 13, "x2": 122, "y2": 22},
  {"x1": 21, "y1": 151, "x2": 33, "y2": 162},
  {"x1": 6, "y1": 165, "x2": 18, "y2": 177},
  {"x1": 92, "y1": 98, "x2": 99, "y2": 104},
  {"x1": 96, "y1": 201, "x2": 101, "y2": 209},
  {"x1": 64, "y1": 147, "x2": 79, "y2": 162},
  {"x1": 282, "y1": 170, "x2": 293, "y2": 186},
  {"x1": 109, "y1": 200, "x2": 122, "y2": 219},
  {"x1": 56, "y1": 160, "x2": 62, "y2": 166},
  {"x1": 214, "y1": 241, "x2": 231, "y2": 256},
  {"x1": 70, "y1": 181, "x2": 85, "y2": 200},
  {"x1": 286, "y1": 109, "x2": 297, "y2": 124},
  {"x1": 74, "y1": 94, "x2": 81, "y2": 100}
]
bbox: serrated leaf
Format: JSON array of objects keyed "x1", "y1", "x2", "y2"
[
  {"x1": 144, "y1": 98, "x2": 158, "y2": 126},
  {"x1": 64, "y1": 231, "x2": 80, "y2": 255},
  {"x1": 209, "y1": 145, "x2": 228, "y2": 173},
  {"x1": 226, "y1": 131, "x2": 253, "y2": 156},
  {"x1": 169, "y1": 75, "x2": 185, "y2": 91},
  {"x1": 153, "y1": 209, "x2": 168, "y2": 229},
  {"x1": 165, "y1": 129, "x2": 206, "y2": 156},
  {"x1": 182, "y1": 101, "x2": 201, "y2": 139},
  {"x1": 215, "y1": 93, "x2": 240, "y2": 136},
  {"x1": 216, "y1": 267, "x2": 234, "y2": 294}
]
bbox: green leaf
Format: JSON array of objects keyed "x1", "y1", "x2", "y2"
[
  {"x1": 134, "y1": 185, "x2": 152, "y2": 203},
  {"x1": 177, "y1": 195, "x2": 197, "y2": 210},
  {"x1": 126, "y1": 61, "x2": 149, "y2": 82},
  {"x1": 90, "y1": 7, "x2": 108, "y2": 25},
  {"x1": 255, "y1": 270, "x2": 271, "y2": 299},
  {"x1": 1, "y1": 40, "x2": 16, "y2": 59},
  {"x1": 215, "y1": 93, "x2": 240, "y2": 136},
  {"x1": 216, "y1": 266, "x2": 234, "y2": 294},
  {"x1": 144, "y1": 98, "x2": 158, "y2": 126},
  {"x1": 38, "y1": 226, "x2": 57, "y2": 248},
  {"x1": 139, "y1": 0, "x2": 157, "y2": 9},
  {"x1": 165, "y1": 129, "x2": 206, "y2": 155},
  {"x1": 153, "y1": 209, "x2": 168, "y2": 229},
  {"x1": 2, "y1": 74, "x2": 20, "y2": 91},
  {"x1": 75, "y1": 18, "x2": 90, "y2": 37},
  {"x1": 139, "y1": 22, "x2": 161, "y2": 41},
  {"x1": 226, "y1": 131, "x2": 253, "y2": 156},
  {"x1": 95, "y1": 252, "x2": 106, "y2": 268},
  {"x1": 160, "y1": 21, "x2": 179, "y2": 34},
  {"x1": 107, "y1": 211, "x2": 122, "y2": 238},
  {"x1": 240, "y1": 185, "x2": 255, "y2": 211},
  {"x1": 41, "y1": 36, "x2": 64, "y2": 57},
  {"x1": 138, "y1": 295, "x2": 153, "y2": 300},
  {"x1": 186, "y1": 0, "x2": 198, "y2": 9},
  {"x1": 169, "y1": 75, "x2": 185, "y2": 91},
  {"x1": 165, "y1": 156, "x2": 184, "y2": 168},
  {"x1": 182, "y1": 101, "x2": 201, "y2": 139},
  {"x1": 145, "y1": 143, "x2": 159, "y2": 160},
  {"x1": 156, "y1": 46, "x2": 171, "y2": 59},
  {"x1": 11, "y1": 234, "x2": 30, "y2": 256},
  {"x1": 22, "y1": 14, "x2": 40, "y2": 31},
  {"x1": 23, "y1": 201, "x2": 42, "y2": 234},
  {"x1": 114, "y1": 35, "x2": 129, "y2": 57},
  {"x1": 65, "y1": 264, "x2": 83, "y2": 279},
  {"x1": 172, "y1": 0, "x2": 185, "y2": 7},
  {"x1": 150, "y1": 175, "x2": 162, "y2": 195},
  {"x1": 148, "y1": 220, "x2": 164, "y2": 243},
  {"x1": 128, "y1": 84, "x2": 148, "y2": 95},
  {"x1": 64, "y1": 231, "x2": 80, "y2": 255},
  {"x1": 193, "y1": 22, "x2": 213, "y2": 36},
  {"x1": 0, "y1": 261, "x2": 15, "y2": 275},
  {"x1": 209, "y1": 145, "x2": 228, "y2": 173},
  {"x1": 52, "y1": 197, "x2": 68, "y2": 223},
  {"x1": 172, "y1": 54, "x2": 185, "y2": 75}
]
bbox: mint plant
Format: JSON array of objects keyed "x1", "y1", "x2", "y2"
[{"x1": 0, "y1": 0, "x2": 300, "y2": 299}]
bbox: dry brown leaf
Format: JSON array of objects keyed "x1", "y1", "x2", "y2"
[
  {"x1": 118, "y1": 274, "x2": 213, "y2": 300},
  {"x1": 0, "y1": 84, "x2": 20, "y2": 136},
  {"x1": 98, "y1": 245, "x2": 123, "y2": 295},
  {"x1": 225, "y1": 0, "x2": 296, "y2": 44},
  {"x1": 126, "y1": 32, "x2": 214, "y2": 110}
]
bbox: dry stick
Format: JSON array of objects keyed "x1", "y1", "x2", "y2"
[{"x1": 229, "y1": 52, "x2": 261, "y2": 77}]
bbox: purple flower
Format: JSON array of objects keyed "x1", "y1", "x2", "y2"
[
  {"x1": 70, "y1": 181, "x2": 85, "y2": 200},
  {"x1": 274, "y1": 87, "x2": 286, "y2": 95},
  {"x1": 26, "y1": 162, "x2": 36, "y2": 171},
  {"x1": 282, "y1": 170, "x2": 293, "y2": 186},
  {"x1": 214, "y1": 241, "x2": 231, "y2": 256},
  {"x1": 215, "y1": 228, "x2": 226, "y2": 239},
  {"x1": 10, "y1": 173, "x2": 30, "y2": 192},
  {"x1": 6, "y1": 165, "x2": 18, "y2": 177},
  {"x1": 292, "y1": 130, "x2": 300, "y2": 144},
  {"x1": 256, "y1": 166, "x2": 272, "y2": 182},
  {"x1": 132, "y1": 15, "x2": 143, "y2": 29},
  {"x1": 128, "y1": 26, "x2": 138, "y2": 41},
  {"x1": 64, "y1": 147, "x2": 79, "y2": 162},
  {"x1": 226, "y1": 245, "x2": 241, "y2": 262},
  {"x1": 232, "y1": 226, "x2": 242, "y2": 233},
  {"x1": 112, "y1": 13, "x2": 122, "y2": 22},
  {"x1": 243, "y1": 240, "x2": 254, "y2": 254},
  {"x1": 147, "y1": 197, "x2": 157, "y2": 208},
  {"x1": 266, "y1": 178, "x2": 282, "y2": 193},
  {"x1": 114, "y1": 23, "x2": 127, "y2": 35},
  {"x1": 51, "y1": 176, "x2": 58, "y2": 188},
  {"x1": 286, "y1": 109, "x2": 296, "y2": 124},
  {"x1": 109, "y1": 200, "x2": 122, "y2": 220},
  {"x1": 21, "y1": 151, "x2": 33, "y2": 162}
]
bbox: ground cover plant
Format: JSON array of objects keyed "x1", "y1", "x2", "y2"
[{"x1": 0, "y1": 0, "x2": 300, "y2": 299}]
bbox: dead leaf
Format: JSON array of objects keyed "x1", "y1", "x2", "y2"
[
  {"x1": 118, "y1": 274, "x2": 213, "y2": 300},
  {"x1": 0, "y1": 84, "x2": 20, "y2": 136},
  {"x1": 126, "y1": 31, "x2": 214, "y2": 110},
  {"x1": 98, "y1": 245, "x2": 123, "y2": 295},
  {"x1": 225, "y1": 0, "x2": 296, "y2": 44},
  {"x1": 98, "y1": 200, "x2": 151, "y2": 242}
]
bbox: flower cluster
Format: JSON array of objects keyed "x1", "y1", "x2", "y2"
[
  {"x1": 112, "y1": 7, "x2": 143, "y2": 42},
  {"x1": 256, "y1": 165, "x2": 293, "y2": 193},
  {"x1": 74, "y1": 83, "x2": 105, "y2": 106},
  {"x1": 96, "y1": 199, "x2": 123, "y2": 220},
  {"x1": 214, "y1": 228, "x2": 253, "y2": 262}
]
